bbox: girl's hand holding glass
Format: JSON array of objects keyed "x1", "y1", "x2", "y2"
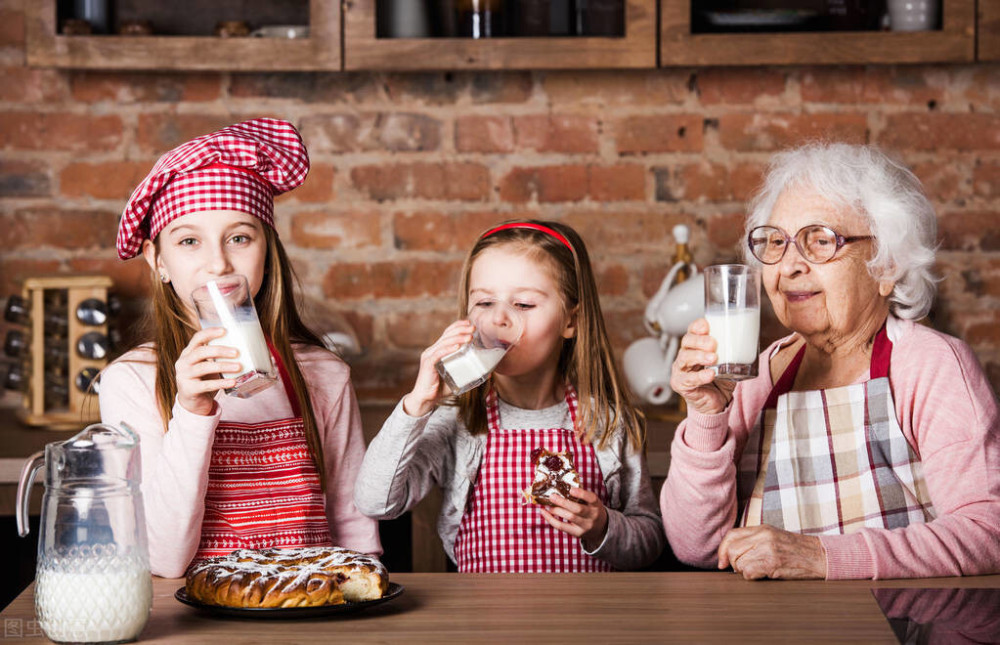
[
  {"x1": 539, "y1": 486, "x2": 610, "y2": 551},
  {"x1": 174, "y1": 327, "x2": 241, "y2": 416},
  {"x1": 670, "y1": 318, "x2": 736, "y2": 416},
  {"x1": 402, "y1": 320, "x2": 475, "y2": 418}
]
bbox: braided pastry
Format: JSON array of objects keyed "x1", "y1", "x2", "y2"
[{"x1": 185, "y1": 546, "x2": 388, "y2": 608}]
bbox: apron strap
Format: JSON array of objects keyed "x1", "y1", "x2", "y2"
[
  {"x1": 266, "y1": 339, "x2": 302, "y2": 418},
  {"x1": 763, "y1": 319, "x2": 892, "y2": 410}
]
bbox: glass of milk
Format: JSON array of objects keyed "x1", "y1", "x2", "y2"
[
  {"x1": 435, "y1": 301, "x2": 525, "y2": 396},
  {"x1": 191, "y1": 275, "x2": 277, "y2": 398},
  {"x1": 704, "y1": 264, "x2": 761, "y2": 380}
]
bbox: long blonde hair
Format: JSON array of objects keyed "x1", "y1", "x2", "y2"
[
  {"x1": 456, "y1": 220, "x2": 645, "y2": 452},
  {"x1": 131, "y1": 227, "x2": 328, "y2": 484}
]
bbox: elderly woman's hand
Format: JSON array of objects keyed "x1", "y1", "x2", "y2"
[
  {"x1": 670, "y1": 318, "x2": 736, "y2": 415},
  {"x1": 718, "y1": 525, "x2": 827, "y2": 580}
]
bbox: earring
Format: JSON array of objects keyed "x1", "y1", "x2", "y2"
[{"x1": 159, "y1": 273, "x2": 169, "y2": 283}]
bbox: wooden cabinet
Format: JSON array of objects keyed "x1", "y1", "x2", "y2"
[
  {"x1": 20, "y1": 0, "x2": 989, "y2": 71},
  {"x1": 343, "y1": 0, "x2": 657, "y2": 70},
  {"x1": 25, "y1": 0, "x2": 338, "y2": 70},
  {"x1": 662, "y1": 1, "x2": 976, "y2": 66},
  {"x1": 979, "y1": 0, "x2": 1000, "y2": 60}
]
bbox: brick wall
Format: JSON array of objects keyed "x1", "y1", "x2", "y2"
[{"x1": 2, "y1": 3, "x2": 999, "y2": 404}]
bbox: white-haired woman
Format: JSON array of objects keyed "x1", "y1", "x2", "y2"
[{"x1": 661, "y1": 143, "x2": 1000, "y2": 580}]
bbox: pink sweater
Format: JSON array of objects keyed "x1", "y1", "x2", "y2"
[
  {"x1": 99, "y1": 344, "x2": 381, "y2": 578},
  {"x1": 660, "y1": 316, "x2": 1000, "y2": 580}
]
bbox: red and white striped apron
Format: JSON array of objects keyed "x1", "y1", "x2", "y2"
[
  {"x1": 453, "y1": 386, "x2": 614, "y2": 572},
  {"x1": 737, "y1": 324, "x2": 935, "y2": 534},
  {"x1": 194, "y1": 346, "x2": 332, "y2": 559}
]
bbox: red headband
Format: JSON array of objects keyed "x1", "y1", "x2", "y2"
[{"x1": 481, "y1": 222, "x2": 573, "y2": 251}]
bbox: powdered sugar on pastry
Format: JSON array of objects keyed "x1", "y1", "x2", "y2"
[{"x1": 522, "y1": 448, "x2": 582, "y2": 506}]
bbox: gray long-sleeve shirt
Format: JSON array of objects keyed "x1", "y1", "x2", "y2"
[{"x1": 354, "y1": 397, "x2": 665, "y2": 570}]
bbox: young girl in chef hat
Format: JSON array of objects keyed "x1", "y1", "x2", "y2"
[
  {"x1": 100, "y1": 118, "x2": 380, "y2": 578},
  {"x1": 355, "y1": 220, "x2": 664, "y2": 572}
]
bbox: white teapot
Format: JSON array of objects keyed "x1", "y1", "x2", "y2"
[{"x1": 625, "y1": 248, "x2": 705, "y2": 405}]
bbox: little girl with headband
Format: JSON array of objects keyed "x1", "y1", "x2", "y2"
[
  {"x1": 354, "y1": 220, "x2": 664, "y2": 571},
  {"x1": 100, "y1": 118, "x2": 379, "y2": 577}
]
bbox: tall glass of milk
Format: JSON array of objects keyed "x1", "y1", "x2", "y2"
[
  {"x1": 436, "y1": 301, "x2": 525, "y2": 396},
  {"x1": 704, "y1": 264, "x2": 761, "y2": 380},
  {"x1": 192, "y1": 275, "x2": 277, "y2": 398}
]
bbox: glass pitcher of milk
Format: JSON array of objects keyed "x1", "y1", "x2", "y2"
[{"x1": 16, "y1": 423, "x2": 152, "y2": 644}]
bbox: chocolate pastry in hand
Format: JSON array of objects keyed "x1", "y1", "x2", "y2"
[{"x1": 522, "y1": 448, "x2": 583, "y2": 505}]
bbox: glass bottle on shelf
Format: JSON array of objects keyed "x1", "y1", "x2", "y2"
[
  {"x1": 573, "y1": 0, "x2": 624, "y2": 36},
  {"x1": 514, "y1": 0, "x2": 551, "y2": 36},
  {"x1": 75, "y1": 367, "x2": 101, "y2": 394},
  {"x1": 76, "y1": 298, "x2": 109, "y2": 326},
  {"x1": 4, "y1": 330, "x2": 26, "y2": 358},
  {"x1": 77, "y1": 331, "x2": 110, "y2": 361},
  {"x1": 4, "y1": 295, "x2": 29, "y2": 325},
  {"x1": 457, "y1": 0, "x2": 504, "y2": 37}
]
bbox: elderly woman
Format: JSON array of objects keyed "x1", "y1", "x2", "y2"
[{"x1": 661, "y1": 143, "x2": 1000, "y2": 580}]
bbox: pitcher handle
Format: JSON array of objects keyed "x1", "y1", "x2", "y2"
[{"x1": 16, "y1": 450, "x2": 44, "y2": 537}]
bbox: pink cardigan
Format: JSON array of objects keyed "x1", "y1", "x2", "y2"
[
  {"x1": 660, "y1": 316, "x2": 1000, "y2": 579},
  {"x1": 99, "y1": 344, "x2": 381, "y2": 578}
]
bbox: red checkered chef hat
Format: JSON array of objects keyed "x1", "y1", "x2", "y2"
[{"x1": 116, "y1": 117, "x2": 309, "y2": 260}]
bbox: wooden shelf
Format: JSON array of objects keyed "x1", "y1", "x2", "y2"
[
  {"x1": 980, "y1": 0, "x2": 1000, "y2": 60},
  {"x1": 662, "y1": 0, "x2": 975, "y2": 66},
  {"x1": 343, "y1": 0, "x2": 657, "y2": 71},
  {"x1": 25, "y1": 0, "x2": 339, "y2": 70}
]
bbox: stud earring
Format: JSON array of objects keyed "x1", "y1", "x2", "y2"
[{"x1": 159, "y1": 273, "x2": 169, "y2": 283}]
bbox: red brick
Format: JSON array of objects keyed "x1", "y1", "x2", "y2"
[
  {"x1": 323, "y1": 260, "x2": 463, "y2": 300},
  {"x1": 59, "y1": 161, "x2": 152, "y2": 200},
  {"x1": 393, "y1": 211, "x2": 508, "y2": 251},
  {"x1": 674, "y1": 162, "x2": 730, "y2": 201},
  {"x1": 801, "y1": 67, "x2": 945, "y2": 106},
  {"x1": 0, "y1": 160, "x2": 51, "y2": 197},
  {"x1": 718, "y1": 113, "x2": 868, "y2": 151},
  {"x1": 972, "y1": 161, "x2": 1000, "y2": 198},
  {"x1": 300, "y1": 113, "x2": 441, "y2": 153},
  {"x1": 0, "y1": 113, "x2": 123, "y2": 152},
  {"x1": 455, "y1": 116, "x2": 515, "y2": 153},
  {"x1": 563, "y1": 211, "x2": 677, "y2": 252},
  {"x1": 1, "y1": 209, "x2": 118, "y2": 250},
  {"x1": 0, "y1": 259, "x2": 61, "y2": 295},
  {"x1": 909, "y1": 160, "x2": 966, "y2": 202},
  {"x1": 289, "y1": 211, "x2": 381, "y2": 250},
  {"x1": 615, "y1": 115, "x2": 704, "y2": 154},
  {"x1": 66, "y1": 257, "x2": 152, "y2": 300},
  {"x1": 935, "y1": 255, "x2": 1000, "y2": 300},
  {"x1": 351, "y1": 163, "x2": 490, "y2": 202},
  {"x1": 964, "y1": 68, "x2": 1000, "y2": 111},
  {"x1": 937, "y1": 212, "x2": 1000, "y2": 252},
  {"x1": 513, "y1": 115, "x2": 599, "y2": 154},
  {"x1": 70, "y1": 72, "x2": 221, "y2": 103},
  {"x1": 277, "y1": 163, "x2": 335, "y2": 203},
  {"x1": 351, "y1": 354, "x2": 420, "y2": 402},
  {"x1": 601, "y1": 308, "x2": 648, "y2": 349},
  {"x1": 0, "y1": 9, "x2": 24, "y2": 47},
  {"x1": 384, "y1": 73, "x2": 464, "y2": 105},
  {"x1": 0, "y1": 67, "x2": 68, "y2": 102},
  {"x1": 136, "y1": 113, "x2": 257, "y2": 153},
  {"x1": 335, "y1": 309, "x2": 374, "y2": 352},
  {"x1": 697, "y1": 68, "x2": 786, "y2": 105},
  {"x1": 880, "y1": 113, "x2": 1000, "y2": 152},
  {"x1": 595, "y1": 262, "x2": 629, "y2": 297},
  {"x1": 730, "y1": 162, "x2": 766, "y2": 202},
  {"x1": 386, "y1": 309, "x2": 455, "y2": 349},
  {"x1": 964, "y1": 317, "x2": 1000, "y2": 348},
  {"x1": 230, "y1": 72, "x2": 382, "y2": 103},
  {"x1": 543, "y1": 70, "x2": 691, "y2": 107},
  {"x1": 705, "y1": 210, "x2": 749, "y2": 255},
  {"x1": 588, "y1": 165, "x2": 646, "y2": 202},
  {"x1": 500, "y1": 165, "x2": 588, "y2": 203}
]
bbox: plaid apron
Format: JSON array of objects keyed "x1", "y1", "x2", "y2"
[
  {"x1": 453, "y1": 385, "x2": 614, "y2": 572},
  {"x1": 737, "y1": 325, "x2": 935, "y2": 534},
  {"x1": 193, "y1": 346, "x2": 332, "y2": 559}
]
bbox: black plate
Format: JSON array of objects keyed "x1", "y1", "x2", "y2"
[{"x1": 174, "y1": 582, "x2": 404, "y2": 619}]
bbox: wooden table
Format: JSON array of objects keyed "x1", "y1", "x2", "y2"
[{"x1": 3, "y1": 573, "x2": 998, "y2": 643}]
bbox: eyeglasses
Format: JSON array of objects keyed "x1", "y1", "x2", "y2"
[{"x1": 747, "y1": 224, "x2": 874, "y2": 265}]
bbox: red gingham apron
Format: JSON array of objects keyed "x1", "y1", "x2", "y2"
[
  {"x1": 737, "y1": 325, "x2": 935, "y2": 534},
  {"x1": 193, "y1": 345, "x2": 332, "y2": 559},
  {"x1": 453, "y1": 385, "x2": 614, "y2": 572}
]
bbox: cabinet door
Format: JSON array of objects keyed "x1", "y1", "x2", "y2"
[
  {"x1": 980, "y1": 0, "x2": 1000, "y2": 60},
  {"x1": 25, "y1": 0, "x2": 339, "y2": 70},
  {"x1": 344, "y1": 0, "x2": 656, "y2": 70},
  {"x1": 662, "y1": 0, "x2": 975, "y2": 66}
]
